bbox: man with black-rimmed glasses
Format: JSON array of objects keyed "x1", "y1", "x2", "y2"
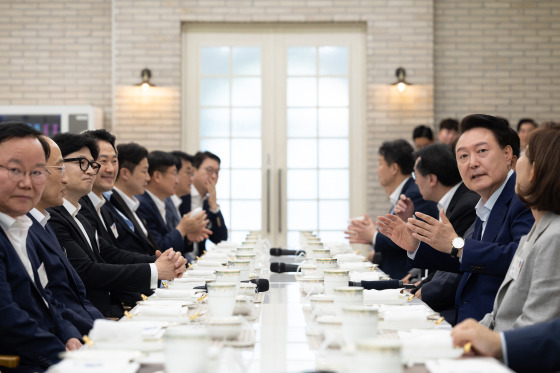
[{"x1": 46, "y1": 132, "x2": 187, "y2": 318}]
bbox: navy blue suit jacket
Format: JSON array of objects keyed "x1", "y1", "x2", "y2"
[
  {"x1": 411, "y1": 173, "x2": 534, "y2": 323},
  {"x1": 420, "y1": 183, "x2": 479, "y2": 324},
  {"x1": 0, "y1": 226, "x2": 80, "y2": 371},
  {"x1": 504, "y1": 317, "x2": 560, "y2": 372},
  {"x1": 137, "y1": 192, "x2": 185, "y2": 252},
  {"x1": 374, "y1": 177, "x2": 439, "y2": 279},
  {"x1": 104, "y1": 191, "x2": 159, "y2": 256},
  {"x1": 180, "y1": 194, "x2": 228, "y2": 251},
  {"x1": 47, "y1": 204, "x2": 154, "y2": 317},
  {"x1": 27, "y1": 214, "x2": 103, "y2": 335}
]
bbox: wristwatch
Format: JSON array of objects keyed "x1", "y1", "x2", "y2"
[{"x1": 450, "y1": 237, "x2": 465, "y2": 258}]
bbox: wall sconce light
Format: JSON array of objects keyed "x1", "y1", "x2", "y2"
[
  {"x1": 392, "y1": 67, "x2": 412, "y2": 92},
  {"x1": 136, "y1": 68, "x2": 156, "y2": 91}
]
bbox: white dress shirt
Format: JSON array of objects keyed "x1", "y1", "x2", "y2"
[
  {"x1": 372, "y1": 177, "x2": 411, "y2": 250},
  {"x1": 29, "y1": 208, "x2": 50, "y2": 228},
  {"x1": 146, "y1": 189, "x2": 167, "y2": 224},
  {"x1": 0, "y1": 211, "x2": 36, "y2": 283},
  {"x1": 474, "y1": 169, "x2": 514, "y2": 238},
  {"x1": 62, "y1": 199, "x2": 93, "y2": 251},
  {"x1": 87, "y1": 191, "x2": 107, "y2": 230},
  {"x1": 170, "y1": 194, "x2": 183, "y2": 217}
]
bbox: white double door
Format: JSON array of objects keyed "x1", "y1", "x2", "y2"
[{"x1": 183, "y1": 24, "x2": 365, "y2": 247}]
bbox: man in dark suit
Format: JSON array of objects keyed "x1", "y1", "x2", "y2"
[
  {"x1": 47, "y1": 133, "x2": 187, "y2": 317},
  {"x1": 77, "y1": 130, "x2": 121, "y2": 248},
  {"x1": 346, "y1": 139, "x2": 439, "y2": 279},
  {"x1": 28, "y1": 136, "x2": 103, "y2": 336},
  {"x1": 0, "y1": 122, "x2": 82, "y2": 371},
  {"x1": 187, "y1": 151, "x2": 229, "y2": 256},
  {"x1": 377, "y1": 114, "x2": 534, "y2": 323},
  {"x1": 107, "y1": 142, "x2": 160, "y2": 256},
  {"x1": 137, "y1": 151, "x2": 210, "y2": 255},
  {"x1": 452, "y1": 317, "x2": 560, "y2": 372},
  {"x1": 393, "y1": 143, "x2": 479, "y2": 324}
]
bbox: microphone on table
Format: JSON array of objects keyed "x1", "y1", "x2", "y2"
[
  {"x1": 270, "y1": 262, "x2": 300, "y2": 273},
  {"x1": 349, "y1": 280, "x2": 416, "y2": 290},
  {"x1": 193, "y1": 278, "x2": 270, "y2": 293},
  {"x1": 270, "y1": 248, "x2": 306, "y2": 256}
]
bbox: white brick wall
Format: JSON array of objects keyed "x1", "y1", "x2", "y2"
[
  {"x1": 1, "y1": 0, "x2": 559, "y2": 218},
  {"x1": 434, "y1": 0, "x2": 560, "y2": 127},
  {"x1": 0, "y1": 0, "x2": 112, "y2": 124}
]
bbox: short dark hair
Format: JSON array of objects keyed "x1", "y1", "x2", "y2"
[
  {"x1": 516, "y1": 118, "x2": 538, "y2": 132},
  {"x1": 116, "y1": 142, "x2": 148, "y2": 178},
  {"x1": 170, "y1": 151, "x2": 193, "y2": 171},
  {"x1": 192, "y1": 151, "x2": 221, "y2": 169},
  {"x1": 414, "y1": 143, "x2": 461, "y2": 187},
  {"x1": 148, "y1": 150, "x2": 177, "y2": 176},
  {"x1": 83, "y1": 129, "x2": 117, "y2": 152},
  {"x1": 457, "y1": 114, "x2": 512, "y2": 151},
  {"x1": 0, "y1": 121, "x2": 50, "y2": 160},
  {"x1": 412, "y1": 125, "x2": 434, "y2": 140},
  {"x1": 507, "y1": 126, "x2": 521, "y2": 158},
  {"x1": 379, "y1": 139, "x2": 415, "y2": 175},
  {"x1": 439, "y1": 118, "x2": 459, "y2": 132},
  {"x1": 517, "y1": 126, "x2": 560, "y2": 214},
  {"x1": 52, "y1": 132, "x2": 99, "y2": 160}
]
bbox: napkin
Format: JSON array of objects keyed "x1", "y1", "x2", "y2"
[
  {"x1": 154, "y1": 288, "x2": 195, "y2": 299},
  {"x1": 398, "y1": 329, "x2": 460, "y2": 361},
  {"x1": 349, "y1": 271, "x2": 380, "y2": 282},
  {"x1": 333, "y1": 253, "x2": 365, "y2": 262},
  {"x1": 363, "y1": 289, "x2": 408, "y2": 304},
  {"x1": 89, "y1": 319, "x2": 154, "y2": 343},
  {"x1": 133, "y1": 305, "x2": 185, "y2": 317}
]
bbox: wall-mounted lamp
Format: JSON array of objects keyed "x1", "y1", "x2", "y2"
[
  {"x1": 136, "y1": 68, "x2": 156, "y2": 91},
  {"x1": 392, "y1": 67, "x2": 412, "y2": 92}
]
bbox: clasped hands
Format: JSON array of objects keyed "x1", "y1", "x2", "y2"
[{"x1": 155, "y1": 248, "x2": 188, "y2": 279}]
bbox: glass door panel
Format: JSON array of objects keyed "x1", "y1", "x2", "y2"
[
  {"x1": 184, "y1": 25, "x2": 365, "y2": 247},
  {"x1": 285, "y1": 45, "x2": 349, "y2": 247}
]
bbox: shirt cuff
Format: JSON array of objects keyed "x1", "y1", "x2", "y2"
[
  {"x1": 500, "y1": 332, "x2": 508, "y2": 366},
  {"x1": 371, "y1": 231, "x2": 377, "y2": 249},
  {"x1": 209, "y1": 205, "x2": 220, "y2": 214},
  {"x1": 407, "y1": 242, "x2": 421, "y2": 260},
  {"x1": 149, "y1": 263, "x2": 158, "y2": 289}
]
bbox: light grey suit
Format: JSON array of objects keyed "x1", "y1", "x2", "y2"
[{"x1": 480, "y1": 211, "x2": 560, "y2": 332}]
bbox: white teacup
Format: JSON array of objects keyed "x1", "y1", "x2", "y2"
[
  {"x1": 323, "y1": 269, "x2": 350, "y2": 295},
  {"x1": 207, "y1": 282, "x2": 237, "y2": 317},
  {"x1": 228, "y1": 260, "x2": 251, "y2": 281},
  {"x1": 312, "y1": 249, "x2": 331, "y2": 259},
  {"x1": 215, "y1": 269, "x2": 241, "y2": 288},
  {"x1": 333, "y1": 286, "x2": 364, "y2": 316},
  {"x1": 206, "y1": 316, "x2": 244, "y2": 340},
  {"x1": 237, "y1": 282, "x2": 257, "y2": 299},
  {"x1": 235, "y1": 253, "x2": 256, "y2": 273},
  {"x1": 341, "y1": 305, "x2": 378, "y2": 348},
  {"x1": 355, "y1": 339, "x2": 402, "y2": 373},
  {"x1": 315, "y1": 258, "x2": 338, "y2": 277},
  {"x1": 164, "y1": 326, "x2": 209, "y2": 373},
  {"x1": 298, "y1": 276, "x2": 325, "y2": 296}
]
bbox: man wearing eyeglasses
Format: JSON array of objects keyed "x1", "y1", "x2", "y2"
[
  {"x1": 46, "y1": 133, "x2": 187, "y2": 317},
  {"x1": 28, "y1": 136, "x2": 104, "y2": 335},
  {"x1": 188, "y1": 151, "x2": 228, "y2": 255},
  {"x1": 0, "y1": 122, "x2": 82, "y2": 371}
]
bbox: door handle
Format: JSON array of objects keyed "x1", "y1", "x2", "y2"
[
  {"x1": 266, "y1": 169, "x2": 271, "y2": 234},
  {"x1": 278, "y1": 169, "x2": 282, "y2": 233}
]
